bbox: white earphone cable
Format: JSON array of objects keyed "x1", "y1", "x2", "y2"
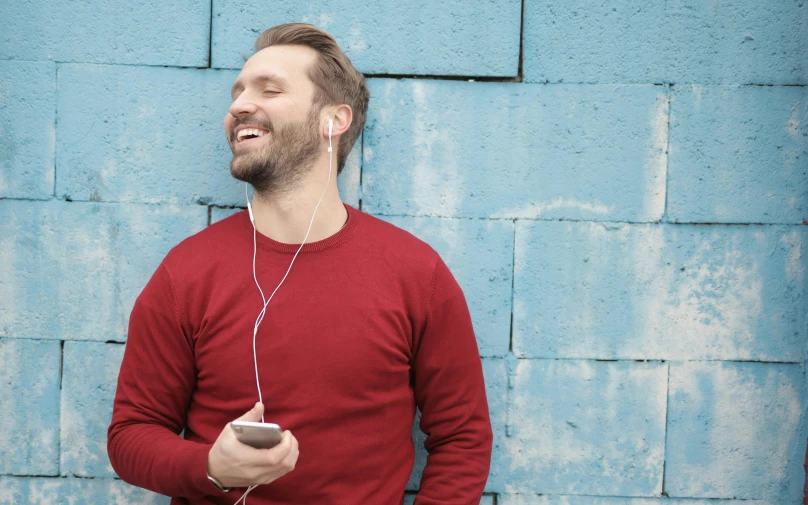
[{"x1": 237, "y1": 120, "x2": 335, "y2": 505}]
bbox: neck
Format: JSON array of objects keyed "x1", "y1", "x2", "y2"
[{"x1": 248, "y1": 156, "x2": 347, "y2": 245}]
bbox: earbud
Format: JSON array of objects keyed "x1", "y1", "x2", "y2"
[
  {"x1": 245, "y1": 183, "x2": 255, "y2": 224},
  {"x1": 327, "y1": 119, "x2": 333, "y2": 153}
]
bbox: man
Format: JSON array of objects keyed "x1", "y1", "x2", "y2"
[{"x1": 108, "y1": 23, "x2": 492, "y2": 505}]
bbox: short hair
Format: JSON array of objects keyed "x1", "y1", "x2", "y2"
[{"x1": 254, "y1": 23, "x2": 370, "y2": 175}]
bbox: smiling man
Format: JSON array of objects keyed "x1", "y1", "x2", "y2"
[{"x1": 107, "y1": 23, "x2": 492, "y2": 505}]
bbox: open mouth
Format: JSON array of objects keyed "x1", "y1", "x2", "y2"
[{"x1": 235, "y1": 128, "x2": 268, "y2": 145}]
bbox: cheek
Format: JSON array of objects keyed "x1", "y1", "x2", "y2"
[{"x1": 223, "y1": 115, "x2": 234, "y2": 135}]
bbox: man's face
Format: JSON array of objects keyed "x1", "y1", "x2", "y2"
[{"x1": 225, "y1": 45, "x2": 323, "y2": 194}]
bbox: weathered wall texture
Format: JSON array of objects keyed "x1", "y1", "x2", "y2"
[{"x1": 0, "y1": 1, "x2": 806, "y2": 504}]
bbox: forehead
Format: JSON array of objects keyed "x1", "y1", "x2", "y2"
[{"x1": 233, "y1": 45, "x2": 319, "y2": 91}]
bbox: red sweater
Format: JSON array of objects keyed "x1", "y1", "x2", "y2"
[{"x1": 107, "y1": 202, "x2": 493, "y2": 504}]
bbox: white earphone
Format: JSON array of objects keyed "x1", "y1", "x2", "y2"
[{"x1": 236, "y1": 118, "x2": 334, "y2": 505}]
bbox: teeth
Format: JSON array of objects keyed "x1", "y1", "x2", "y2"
[{"x1": 236, "y1": 128, "x2": 266, "y2": 142}]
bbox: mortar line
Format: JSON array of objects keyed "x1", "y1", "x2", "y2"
[
  {"x1": 58, "y1": 340, "x2": 65, "y2": 477},
  {"x1": 661, "y1": 361, "x2": 671, "y2": 496},
  {"x1": 508, "y1": 219, "x2": 517, "y2": 354},
  {"x1": 31, "y1": 58, "x2": 808, "y2": 87},
  {"x1": 207, "y1": 0, "x2": 214, "y2": 68},
  {"x1": 517, "y1": 0, "x2": 525, "y2": 82}
]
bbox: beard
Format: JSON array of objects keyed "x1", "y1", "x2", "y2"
[{"x1": 229, "y1": 106, "x2": 321, "y2": 195}]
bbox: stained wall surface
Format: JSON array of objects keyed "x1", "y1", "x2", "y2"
[{"x1": 1, "y1": 1, "x2": 806, "y2": 503}]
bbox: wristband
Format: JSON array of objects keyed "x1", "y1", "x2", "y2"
[{"x1": 207, "y1": 472, "x2": 233, "y2": 492}]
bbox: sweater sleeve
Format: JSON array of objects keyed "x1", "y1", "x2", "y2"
[
  {"x1": 412, "y1": 255, "x2": 493, "y2": 504},
  {"x1": 107, "y1": 263, "x2": 226, "y2": 499}
]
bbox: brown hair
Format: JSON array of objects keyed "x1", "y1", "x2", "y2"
[{"x1": 254, "y1": 23, "x2": 369, "y2": 175}]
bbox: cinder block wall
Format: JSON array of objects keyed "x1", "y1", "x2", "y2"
[{"x1": 1, "y1": 1, "x2": 806, "y2": 504}]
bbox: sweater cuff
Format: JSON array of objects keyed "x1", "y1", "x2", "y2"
[{"x1": 180, "y1": 441, "x2": 231, "y2": 499}]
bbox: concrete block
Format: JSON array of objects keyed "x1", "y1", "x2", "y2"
[
  {"x1": 60, "y1": 342, "x2": 124, "y2": 477},
  {"x1": 665, "y1": 361, "x2": 806, "y2": 501},
  {"x1": 523, "y1": 0, "x2": 807, "y2": 84},
  {"x1": 664, "y1": 0, "x2": 807, "y2": 84},
  {"x1": 56, "y1": 64, "x2": 243, "y2": 205},
  {"x1": 513, "y1": 221, "x2": 807, "y2": 362},
  {"x1": 0, "y1": 476, "x2": 169, "y2": 504},
  {"x1": 211, "y1": 0, "x2": 520, "y2": 76},
  {"x1": 0, "y1": 339, "x2": 60, "y2": 475},
  {"x1": 404, "y1": 493, "x2": 494, "y2": 505},
  {"x1": 0, "y1": 1, "x2": 209, "y2": 66},
  {"x1": 0, "y1": 200, "x2": 207, "y2": 341},
  {"x1": 211, "y1": 207, "x2": 244, "y2": 224},
  {"x1": 338, "y1": 137, "x2": 362, "y2": 208},
  {"x1": 668, "y1": 85, "x2": 807, "y2": 224},
  {"x1": 498, "y1": 496, "x2": 776, "y2": 505},
  {"x1": 406, "y1": 409, "x2": 428, "y2": 492},
  {"x1": 362, "y1": 79, "x2": 667, "y2": 221},
  {"x1": 0, "y1": 60, "x2": 55, "y2": 199},
  {"x1": 489, "y1": 360, "x2": 667, "y2": 496},
  {"x1": 523, "y1": 0, "x2": 662, "y2": 84},
  {"x1": 381, "y1": 216, "x2": 513, "y2": 357}
]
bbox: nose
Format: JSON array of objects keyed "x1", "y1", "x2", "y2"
[{"x1": 229, "y1": 92, "x2": 258, "y2": 118}]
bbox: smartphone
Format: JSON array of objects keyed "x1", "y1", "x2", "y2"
[{"x1": 230, "y1": 421, "x2": 283, "y2": 449}]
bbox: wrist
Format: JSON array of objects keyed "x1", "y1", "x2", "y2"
[
  {"x1": 206, "y1": 451, "x2": 232, "y2": 492},
  {"x1": 206, "y1": 471, "x2": 232, "y2": 492}
]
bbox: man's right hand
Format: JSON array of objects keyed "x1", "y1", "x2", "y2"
[{"x1": 207, "y1": 402, "x2": 299, "y2": 489}]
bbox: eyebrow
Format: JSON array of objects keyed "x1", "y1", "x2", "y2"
[{"x1": 231, "y1": 74, "x2": 289, "y2": 98}]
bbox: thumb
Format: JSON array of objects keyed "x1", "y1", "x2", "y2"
[{"x1": 235, "y1": 402, "x2": 264, "y2": 422}]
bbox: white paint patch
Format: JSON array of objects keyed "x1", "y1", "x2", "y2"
[
  {"x1": 339, "y1": 146, "x2": 361, "y2": 206},
  {"x1": 783, "y1": 101, "x2": 806, "y2": 169},
  {"x1": 691, "y1": 84, "x2": 704, "y2": 114},
  {"x1": 0, "y1": 481, "x2": 17, "y2": 504},
  {"x1": 137, "y1": 104, "x2": 156, "y2": 119},
  {"x1": 301, "y1": 13, "x2": 333, "y2": 29},
  {"x1": 27, "y1": 478, "x2": 60, "y2": 504},
  {"x1": 504, "y1": 360, "x2": 666, "y2": 492},
  {"x1": 491, "y1": 196, "x2": 612, "y2": 219},
  {"x1": 410, "y1": 82, "x2": 461, "y2": 216},
  {"x1": 786, "y1": 104, "x2": 800, "y2": 140},
  {"x1": 671, "y1": 362, "x2": 802, "y2": 497},
  {"x1": 47, "y1": 124, "x2": 56, "y2": 182},
  {"x1": 0, "y1": 207, "x2": 16, "y2": 337},
  {"x1": 780, "y1": 231, "x2": 804, "y2": 282},
  {"x1": 47, "y1": 205, "x2": 117, "y2": 339},
  {"x1": 645, "y1": 90, "x2": 668, "y2": 220},
  {"x1": 346, "y1": 26, "x2": 368, "y2": 53},
  {"x1": 632, "y1": 227, "x2": 769, "y2": 360},
  {"x1": 0, "y1": 171, "x2": 8, "y2": 194}
]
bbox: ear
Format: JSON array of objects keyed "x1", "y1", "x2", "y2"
[{"x1": 323, "y1": 104, "x2": 353, "y2": 138}]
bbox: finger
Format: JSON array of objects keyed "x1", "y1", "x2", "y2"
[
  {"x1": 260, "y1": 450, "x2": 298, "y2": 485},
  {"x1": 264, "y1": 432, "x2": 293, "y2": 465},
  {"x1": 234, "y1": 402, "x2": 264, "y2": 423},
  {"x1": 281, "y1": 440, "x2": 299, "y2": 468}
]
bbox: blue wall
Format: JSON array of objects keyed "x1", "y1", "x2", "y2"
[{"x1": 1, "y1": 1, "x2": 806, "y2": 504}]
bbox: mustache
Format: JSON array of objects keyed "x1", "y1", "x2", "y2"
[{"x1": 230, "y1": 116, "x2": 274, "y2": 141}]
